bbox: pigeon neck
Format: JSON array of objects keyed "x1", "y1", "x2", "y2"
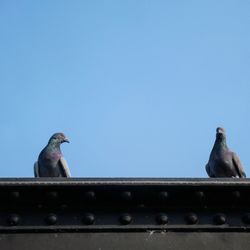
[
  {"x1": 47, "y1": 141, "x2": 61, "y2": 151},
  {"x1": 214, "y1": 137, "x2": 228, "y2": 151}
]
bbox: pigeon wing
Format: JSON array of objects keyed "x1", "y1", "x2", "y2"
[
  {"x1": 232, "y1": 152, "x2": 246, "y2": 178},
  {"x1": 34, "y1": 161, "x2": 40, "y2": 177},
  {"x1": 205, "y1": 163, "x2": 215, "y2": 177},
  {"x1": 59, "y1": 157, "x2": 71, "y2": 177}
]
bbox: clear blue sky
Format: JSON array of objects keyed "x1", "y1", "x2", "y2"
[{"x1": 0, "y1": 1, "x2": 249, "y2": 177}]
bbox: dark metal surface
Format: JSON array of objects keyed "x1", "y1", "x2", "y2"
[
  {"x1": 0, "y1": 178, "x2": 250, "y2": 232},
  {"x1": 1, "y1": 232, "x2": 250, "y2": 250},
  {"x1": 1, "y1": 178, "x2": 250, "y2": 249}
]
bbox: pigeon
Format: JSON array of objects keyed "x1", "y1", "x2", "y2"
[
  {"x1": 34, "y1": 133, "x2": 71, "y2": 177},
  {"x1": 205, "y1": 127, "x2": 246, "y2": 178}
]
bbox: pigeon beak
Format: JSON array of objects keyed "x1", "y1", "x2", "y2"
[{"x1": 63, "y1": 138, "x2": 70, "y2": 143}]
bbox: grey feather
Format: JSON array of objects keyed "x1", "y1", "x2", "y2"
[
  {"x1": 34, "y1": 162, "x2": 39, "y2": 177},
  {"x1": 34, "y1": 133, "x2": 71, "y2": 178},
  {"x1": 205, "y1": 127, "x2": 246, "y2": 178},
  {"x1": 59, "y1": 157, "x2": 71, "y2": 177},
  {"x1": 232, "y1": 152, "x2": 246, "y2": 178}
]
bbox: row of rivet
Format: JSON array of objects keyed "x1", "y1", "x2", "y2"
[
  {"x1": 6, "y1": 212, "x2": 250, "y2": 226},
  {"x1": 7, "y1": 191, "x2": 136, "y2": 201},
  {"x1": 7, "y1": 190, "x2": 243, "y2": 202}
]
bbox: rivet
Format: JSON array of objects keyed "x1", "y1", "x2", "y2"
[
  {"x1": 82, "y1": 213, "x2": 95, "y2": 225},
  {"x1": 84, "y1": 191, "x2": 96, "y2": 201},
  {"x1": 193, "y1": 191, "x2": 205, "y2": 201},
  {"x1": 37, "y1": 204, "x2": 43, "y2": 209},
  {"x1": 9, "y1": 191, "x2": 20, "y2": 200},
  {"x1": 232, "y1": 191, "x2": 241, "y2": 200},
  {"x1": 61, "y1": 204, "x2": 68, "y2": 210},
  {"x1": 138, "y1": 204, "x2": 145, "y2": 208},
  {"x1": 45, "y1": 213, "x2": 58, "y2": 225},
  {"x1": 185, "y1": 213, "x2": 198, "y2": 225},
  {"x1": 159, "y1": 191, "x2": 168, "y2": 201},
  {"x1": 7, "y1": 214, "x2": 20, "y2": 226},
  {"x1": 46, "y1": 191, "x2": 58, "y2": 201},
  {"x1": 213, "y1": 213, "x2": 226, "y2": 225},
  {"x1": 156, "y1": 213, "x2": 168, "y2": 225},
  {"x1": 120, "y1": 213, "x2": 132, "y2": 225},
  {"x1": 121, "y1": 191, "x2": 132, "y2": 201},
  {"x1": 242, "y1": 213, "x2": 250, "y2": 224}
]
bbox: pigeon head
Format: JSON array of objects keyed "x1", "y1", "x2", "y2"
[
  {"x1": 48, "y1": 133, "x2": 70, "y2": 145},
  {"x1": 216, "y1": 127, "x2": 226, "y2": 140}
]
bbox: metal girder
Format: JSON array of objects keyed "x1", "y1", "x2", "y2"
[
  {"x1": 1, "y1": 178, "x2": 250, "y2": 249},
  {"x1": 0, "y1": 178, "x2": 249, "y2": 232}
]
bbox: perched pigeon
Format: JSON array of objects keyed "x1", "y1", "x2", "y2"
[
  {"x1": 34, "y1": 133, "x2": 71, "y2": 177},
  {"x1": 205, "y1": 127, "x2": 246, "y2": 178}
]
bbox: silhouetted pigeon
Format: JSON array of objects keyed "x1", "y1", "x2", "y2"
[
  {"x1": 34, "y1": 133, "x2": 71, "y2": 177},
  {"x1": 205, "y1": 127, "x2": 246, "y2": 178}
]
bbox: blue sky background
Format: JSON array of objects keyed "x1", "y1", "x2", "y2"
[{"x1": 0, "y1": 1, "x2": 249, "y2": 177}]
